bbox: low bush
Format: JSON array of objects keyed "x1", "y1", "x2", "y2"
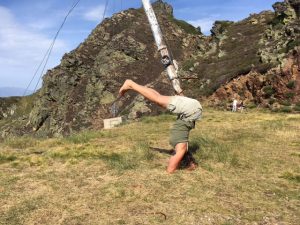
[
  {"x1": 286, "y1": 80, "x2": 296, "y2": 89},
  {"x1": 269, "y1": 98, "x2": 276, "y2": 105},
  {"x1": 247, "y1": 102, "x2": 257, "y2": 109},
  {"x1": 182, "y1": 59, "x2": 196, "y2": 71},
  {"x1": 287, "y1": 39, "x2": 300, "y2": 52},
  {"x1": 280, "y1": 100, "x2": 291, "y2": 106},
  {"x1": 284, "y1": 92, "x2": 295, "y2": 99},
  {"x1": 280, "y1": 106, "x2": 292, "y2": 113},
  {"x1": 262, "y1": 85, "x2": 275, "y2": 97},
  {"x1": 293, "y1": 105, "x2": 300, "y2": 112}
]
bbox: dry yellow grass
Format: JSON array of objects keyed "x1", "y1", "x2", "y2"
[{"x1": 0, "y1": 109, "x2": 299, "y2": 225}]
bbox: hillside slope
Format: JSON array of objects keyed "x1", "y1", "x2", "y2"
[{"x1": 0, "y1": 0, "x2": 299, "y2": 137}]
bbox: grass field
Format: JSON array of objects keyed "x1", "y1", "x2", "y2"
[{"x1": 0, "y1": 109, "x2": 299, "y2": 225}]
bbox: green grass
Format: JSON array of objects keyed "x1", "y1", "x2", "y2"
[
  {"x1": 168, "y1": 16, "x2": 201, "y2": 35},
  {"x1": 280, "y1": 106, "x2": 292, "y2": 113},
  {"x1": 0, "y1": 153, "x2": 17, "y2": 164},
  {"x1": 190, "y1": 136, "x2": 230, "y2": 163},
  {"x1": 279, "y1": 172, "x2": 300, "y2": 183},
  {"x1": 66, "y1": 130, "x2": 102, "y2": 144},
  {"x1": 0, "y1": 109, "x2": 299, "y2": 225},
  {"x1": 1, "y1": 196, "x2": 45, "y2": 225},
  {"x1": 4, "y1": 136, "x2": 38, "y2": 149}
]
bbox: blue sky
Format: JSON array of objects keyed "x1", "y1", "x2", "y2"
[{"x1": 0, "y1": 0, "x2": 279, "y2": 90}]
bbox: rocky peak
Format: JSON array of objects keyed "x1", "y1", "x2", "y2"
[
  {"x1": 210, "y1": 20, "x2": 234, "y2": 38},
  {"x1": 273, "y1": 0, "x2": 299, "y2": 21},
  {"x1": 152, "y1": 0, "x2": 173, "y2": 16},
  {"x1": 273, "y1": 1, "x2": 289, "y2": 14},
  {"x1": 288, "y1": 0, "x2": 300, "y2": 17}
]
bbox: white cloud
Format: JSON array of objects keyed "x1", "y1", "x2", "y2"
[
  {"x1": 82, "y1": 5, "x2": 106, "y2": 22},
  {"x1": 188, "y1": 18, "x2": 216, "y2": 34},
  {"x1": 27, "y1": 20, "x2": 57, "y2": 30},
  {"x1": 0, "y1": 6, "x2": 67, "y2": 88}
]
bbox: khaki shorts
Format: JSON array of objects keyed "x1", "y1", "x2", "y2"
[{"x1": 169, "y1": 119, "x2": 195, "y2": 148}]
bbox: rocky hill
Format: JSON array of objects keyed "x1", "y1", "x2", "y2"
[{"x1": 1, "y1": 0, "x2": 299, "y2": 137}]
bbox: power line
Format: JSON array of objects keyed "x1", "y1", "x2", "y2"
[
  {"x1": 23, "y1": 0, "x2": 81, "y2": 96},
  {"x1": 102, "y1": 0, "x2": 110, "y2": 22}
]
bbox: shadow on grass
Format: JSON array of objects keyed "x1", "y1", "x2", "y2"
[
  {"x1": 150, "y1": 145, "x2": 199, "y2": 170},
  {"x1": 150, "y1": 147, "x2": 174, "y2": 155}
]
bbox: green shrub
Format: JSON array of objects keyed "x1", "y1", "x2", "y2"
[
  {"x1": 287, "y1": 39, "x2": 300, "y2": 52},
  {"x1": 286, "y1": 80, "x2": 296, "y2": 89},
  {"x1": 280, "y1": 106, "x2": 292, "y2": 113},
  {"x1": 247, "y1": 102, "x2": 257, "y2": 109},
  {"x1": 270, "y1": 14, "x2": 285, "y2": 27},
  {"x1": 269, "y1": 98, "x2": 276, "y2": 105},
  {"x1": 182, "y1": 59, "x2": 195, "y2": 71},
  {"x1": 284, "y1": 92, "x2": 295, "y2": 99},
  {"x1": 262, "y1": 85, "x2": 275, "y2": 97},
  {"x1": 293, "y1": 105, "x2": 300, "y2": 112},
  {"x1": 280, "y1": 100, "x2": 291, "y2": 106}
]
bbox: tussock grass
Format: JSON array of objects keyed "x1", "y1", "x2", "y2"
[
  {"x1": 190, "y1": 136, "x2": 231, "y2": 163},
  {"x1": 66, "y1": 130, "x2": 100, "y2": 144},
  {"x1": 1, "y1": 196, "x2": 45, "y2": 225},
  {"x1": 4, "y1": 136, "x2": 38, "y2": 149},
  {"x1": 99, "y1": 141, "x2": 154, "y2": 171},
  {"x1": 0, "y1": 109, "x2": 299, "y2": 224},
  {"x1": 0, "y1": 153, "x2": 17, "y2": 164},
  {"x1": 279, "y1": 172, "x2": 300, "y2": 183}
]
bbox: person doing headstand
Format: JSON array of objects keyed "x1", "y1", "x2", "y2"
[{"x1": 119, "y1": 79, "x2": 202, "y2": 173}]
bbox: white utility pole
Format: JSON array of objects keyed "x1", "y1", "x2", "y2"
[{"x1": 141, "y1": 0, "x2": 183, "y2": 95}]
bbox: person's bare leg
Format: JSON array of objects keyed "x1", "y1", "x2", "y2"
[
  {"x1": 167, "y1": 142, "x2": 187, "y2": 173},
  {"x1": 119, "y1": 79, "x2": 170, "y2": 108}
]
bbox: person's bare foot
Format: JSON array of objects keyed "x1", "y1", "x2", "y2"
[{"x1": 119, "y1": 79, "x2": 133, "y2": 96}]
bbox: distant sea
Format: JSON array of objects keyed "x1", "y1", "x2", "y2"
[{"x1": 0, "y1": 87, "x2": 33, "y2": 97}]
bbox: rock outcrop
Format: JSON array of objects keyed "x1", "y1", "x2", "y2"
[
  {"x1": 208, "y1": 0, "x2": 300, "y2": 111},
  {"x1": 1, "y1": 0, "x2": 300, "y2": 137},
  {"x1": 209, "y1": 53, "x2": 300, "y2": 111},
  {"x1": 1, "y1": 1, "x2": 201, "y2": 137}
]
